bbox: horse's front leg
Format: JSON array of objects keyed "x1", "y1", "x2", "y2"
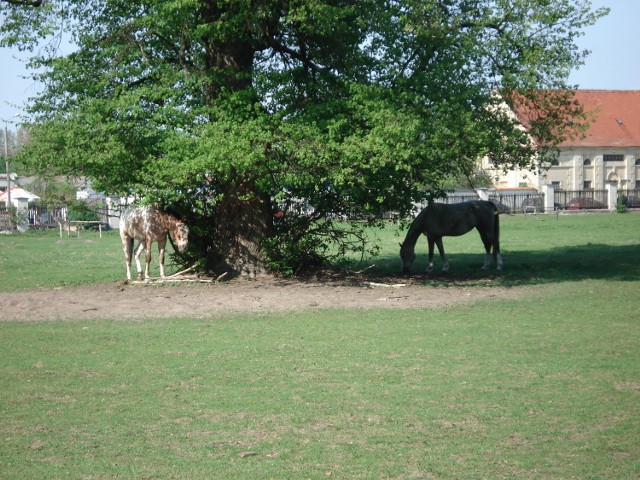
[
  {"x1": 435, "y1": 238, "x2": 449, "y2": 272},
  {"x1": 134, "y1": 242, "x2": 146, "y2": 280},
  {"x1": 157, "y1": 239, "x2": 167, "y2": 278}
]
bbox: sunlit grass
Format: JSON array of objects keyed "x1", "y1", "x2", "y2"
[
  {"x1": 1, "y1": 279, "x2": 639, "y2": 479},
  {"x1": 352, "y1": 211, "x2": 640, "y2": 284},
  {"x1": 1, "y1": 212, "x2": 639, "y2": 291},
  {"x1": 0, "y1": 229, "x2": 179, "y2": 292},
  {"x1": 1, "y1": 212, "x2": 639, "y2": 478}
]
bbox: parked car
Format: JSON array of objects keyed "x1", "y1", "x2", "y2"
[
  {"x1": 566, "y1": 197, "x2": 606, "y2": 210},
  {"x1": 521, "y1": 197, "x2": 542, "y2": 211},
  {"x1": 521, "y1": 197, "x2": 561, "y2": 212}
]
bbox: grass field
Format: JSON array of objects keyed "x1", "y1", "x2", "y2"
[
  {"x1": 1, "y1": 212, "x2": 639, "y2": 478},
  {"x1": 1, "y1": 212, "x2": 639, "y2": 291}
]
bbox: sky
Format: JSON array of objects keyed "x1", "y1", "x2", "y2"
[{"x1": 1, "y1": 0, "x2": 639, "y2": 125}]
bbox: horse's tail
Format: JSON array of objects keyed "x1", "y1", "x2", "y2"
[{"x1": 492, "y1": 203, "x2": 500, "y2": 256}]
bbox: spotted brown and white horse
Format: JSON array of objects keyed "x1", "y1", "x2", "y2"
[{"x1": 119, "y1": 206, "x2": 189, "y2": 281}]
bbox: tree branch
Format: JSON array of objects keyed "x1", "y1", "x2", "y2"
[
  {"x1": 2, "y1": 0, "x2": 43, "y2": 6},
  {"x1": 263, "y1": 24, "x2": 322, "y2": 75}
]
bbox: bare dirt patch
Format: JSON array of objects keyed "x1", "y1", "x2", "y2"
[{"x1": 1, "y1": 275, "x2": 533, "y2": 322}]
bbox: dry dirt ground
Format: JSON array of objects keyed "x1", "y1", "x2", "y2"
[{"x1": 1, "y1": 274, "x2": 532, "y2": 322}]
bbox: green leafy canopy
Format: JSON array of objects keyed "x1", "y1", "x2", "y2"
[{"x1": 3, "y1": 0, "x2": 607, "y2": 273}]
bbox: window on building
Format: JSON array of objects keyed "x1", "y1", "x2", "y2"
[
  {"x1": 583, "y1": 158, "x2": 591, "y2": 166},
  {"x1": 635, "y1": 158, "x2": 640, "y2": 166},
  {"x1": 603, "y1": 154, "x2": 624, "y2": 162},
  {"x1": 583, "y1": 181, "x2": 592, "y2": 190},
  {"x1": 551, "y1": 181, "x2": 561, "y2": 188}
]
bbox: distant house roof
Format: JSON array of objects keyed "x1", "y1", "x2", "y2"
[
  {"x1": 509, "y1": 90, "x2": 640, "y2": 149},
  {"x1": 562, "y1": 90, "x2": 640, "y2": 148},
  {"x1": 0, "y1": 186, "x2": 41, "y2": 203}
]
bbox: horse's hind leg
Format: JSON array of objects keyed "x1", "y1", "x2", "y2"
[
  {"x1": 122, "y1": 235, "x2": 134, "y2": 281},
  {"x1": 479, "y1": 232, "x2": 493, "y2": 270},
  {"x1": 426, "y1": 238, "x2": 435, "y2": 272},
  {"x1": 435, "y1": 238, "x2": 448, "y2": 271},
  {"x1": 144, "y1": 239, "x2": 154, "y2": 280},
  {"x1": 479, "y1": 231, "x2": 503, "y2": 271},
  {"x1": 494, "y1": 241, "x2": 503, "y2": 271}
]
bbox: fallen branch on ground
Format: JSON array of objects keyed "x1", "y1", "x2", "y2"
[
  {"x1": 127, "y1": 267, "x2": 229, "y2": 285},
  {"x1": 360, "y1": 281, "x2": 407, "y2": 288},
  {"x1": 167, "y1": 264, "x2": 196, "y2": 278},
  {"x1": 354, "y1": 264, "x2": 376, "y2": 274},
  {"x1": 129, "y1": 276, "x2": 214, "y2": 285}
]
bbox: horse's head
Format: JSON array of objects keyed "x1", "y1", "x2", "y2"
[
  {"x1": 171, "y1": 223, "x2": 189, "y2": 253},
  {"x1": 399, "y1": 242, "x2": 415, "y2": 274}
]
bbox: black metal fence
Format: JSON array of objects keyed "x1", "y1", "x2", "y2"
[
  {"x1": 618, "y1": 189, "x2": 640, "y2": 208},
  {"x1": 26, "y1": 204, "x2": 68, "y2": 227},
  {"x1": 0, "y1": 208, "x2": 10, "y2": 230},
  {"x1": 0, "y1": 199, "x2": 113, "y2": 231},
  {"x1": 431, "y1": 191, "x2": 544, "y2": 214},
  {"x1": 488, "y1": 192, "x2": 544, "y2": 214},
  {"x1": 433, "y1": 192, "x2": 480, "y2": 205},
  {"x1": 554, "y1": 190, "x2": 607, "y2": 210},
  {"x1": 3, "y1": 188, "x2": 638, "y2": 231}
]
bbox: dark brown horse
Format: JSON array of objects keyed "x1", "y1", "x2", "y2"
[
  {"x1": 400, "y1": 201, "x2": 503, "y2": 273},
  {"x1": 119, "y1": 206, "x2": 189, "y2": 281}
]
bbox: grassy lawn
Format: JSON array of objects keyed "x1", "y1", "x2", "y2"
[
  {"x1": 364, "y1": 211, "x2": 640, "y2": 284},
  {"x1": 1, "y1": 212, "x2": 639, "y2": 478},
  {"x1": 1, "y1": 211, "x2": 639, "y2": 291},
  {"x1": 1, "y1": 283, "x2": 639, "y2": 479},
  {"x1": 0, "y1": 229, "x2": 173, "y2": 292}
]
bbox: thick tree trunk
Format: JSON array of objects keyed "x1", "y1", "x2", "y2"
[
  {"x1": 208, "y1": 179, "x2": 274, "y2": 278},
  {"x1": 197, "y1": 3, "x2": 278, "y2": 276}
]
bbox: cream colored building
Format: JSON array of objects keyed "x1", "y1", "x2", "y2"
[{"x1": 484, "y1": 90, "x2": 640, "y2": 192}]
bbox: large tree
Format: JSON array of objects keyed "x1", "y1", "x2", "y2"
[{"x1": 2, "y1": 0, "x2": 606, "y2": 275}]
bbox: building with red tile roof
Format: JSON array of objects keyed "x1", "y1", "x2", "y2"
[{"x1": 484, "y1": 90, "x2": 640, "y2": 191}]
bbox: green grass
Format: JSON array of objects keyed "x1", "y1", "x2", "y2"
[
  {"x1": 1, "y1": 212, "x2": 639, "y2": 292},
  {"x1": 1, "y1": 212, "x2": 639, "y2": 478},
  {"x1": 0, "y1": 229, "x2": 181, "y2": 292},
  {"x1": 356, "y1": 211, "x2": 640, "y2": 284},
  {"x1": 1, "y1": 282, "x2": 639, "y2": 479}
]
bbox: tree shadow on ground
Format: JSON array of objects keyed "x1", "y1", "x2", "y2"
[{"x1": 351, "y1": 243, "x2": 640, "y2": 287}]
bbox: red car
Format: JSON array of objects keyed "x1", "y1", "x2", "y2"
[{"x1": 566, "y1": 197, "x2": 606, "y2": 210}]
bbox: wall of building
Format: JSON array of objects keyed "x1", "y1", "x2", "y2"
[
  {"x1": 488, "y1": 147, "x2": 640, "y2": 191},
  {"x1": 481, "y1": 158, "x2": 542, "y2": 189}
]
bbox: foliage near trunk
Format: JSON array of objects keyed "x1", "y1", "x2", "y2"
[{"x1": 2, "y1": 0, "x2": 607, "y2": 275}]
